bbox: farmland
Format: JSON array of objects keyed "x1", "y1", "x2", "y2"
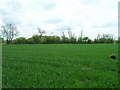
[{"x1": 2, "y1": 44, "x2": 118, "y2": 88}]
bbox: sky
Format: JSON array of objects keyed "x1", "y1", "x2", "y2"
[{"x1": 0, "y1": 0, "x2": 119, "y2": 40}]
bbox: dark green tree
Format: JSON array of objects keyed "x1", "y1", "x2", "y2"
[
  {"x1": 61, "y1": 32, "x2": 69, "y2": 43},
  {"x1": 83, "y1": 37, "x2": 89, "y2": 43},
  {"x1": 12, "y1": 37, "x2": 26, "y2": 44},
  {"x1": 32, "y1": 35, "x2": 40, "y2": 44}
]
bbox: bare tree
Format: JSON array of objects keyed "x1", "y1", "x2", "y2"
[
  {"x1": 68, "y1": 28, "x2": 76, "y2": 39},
  {"x1": 68, "y1": 28, "x2": 76, "y2": 43},
  {"x1": 80, "y1": 30, "x2": 83, "y2": 38},
  {"x1": 50, "y1": 32, "x2": 54, "y2": 36},
  {"x1": 38, "y1": 28, "x2": 45, "y2": 37},
  {"x1": 61, "y1": 31, "x2": 66, "y2": 39},
  {"x1": 37, "y1": 28, "x2": 45, "y2": 43},
  {"x1": 61, "y1": 31, "x2": 69, "y2": 43},
  {"x1": 1, "y1": 24, "x2": 19, "y2": 44},
  {"x1": 97, "y1": 33, "x2": 101, "y2": 39}
]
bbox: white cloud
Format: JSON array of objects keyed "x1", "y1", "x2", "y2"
[{"x1": 0, "y1": 0, "x2": 118, "y2": 39}]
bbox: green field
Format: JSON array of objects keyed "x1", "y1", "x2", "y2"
[{"x1": 2, "y1": 44, "x2": 118, "y2": 88}]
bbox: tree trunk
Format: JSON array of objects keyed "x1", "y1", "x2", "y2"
[{"x1": 6, "y1": 39, "x2": 10, "y2": 44}]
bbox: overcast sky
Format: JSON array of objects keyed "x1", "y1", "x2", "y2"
[{"x1": 0, "y1": 0, "x2": 118, "y2": 39}]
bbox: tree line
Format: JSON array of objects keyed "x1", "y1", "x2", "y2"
[{"x1": 0, "y1": 24, "x2": 119, "y2": 44}]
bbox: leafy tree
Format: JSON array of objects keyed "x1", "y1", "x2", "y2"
[
  {"x1": 94, "y1": 38, "x2": 98, "y2": 43},
  {"x1": 87, "y1": 39, "x2": 92, "y2": 44},
  {"x1": 118, "y1": 36, "x2": 120, "y2": 44},
  {"x1": 44, "y1": 36, "x2": 54, "y2": 44},
  {"x1": 12, "y1": 37, "x2": 26, "y2": 44},
  {"x1": 94, "y1": 34, "x2": 114, "y2": 44},
  {"x1": 38, "y1": 28, "x2": 45, "y2": 37},
  {"x1": 69, "y1": 37, "x2": 76, "y2": 43},
  {"x1": 26, "y1": 37, "x2": 34, "y2": 44},
  {"x1": 0, "y1": 36, "x2": 4, "y2": 43},
  {"x1": 61, "y1": 32, "x2": 69, "y2": 43},
  {"x1": 38, "y1": 28, "x2": 45, "y2": 43},
  {"x1": 0, "y1": 35, "x2": 4, "y2": 43},
  {"x1": 78, "y1": 37, "x2": 83, "y2": 44},
  {"x1": 32, "y1": 35, "x2": 40, "y2": 44},
  {"x1": 68, "y1": 29, "x2": 76, "y2": 43},
  {"x1": 83, "y1": 37, "x2": 89, "y2": 43},
  {"x1": 53, "y1": 36, "x2": 61, "y2": 43}
]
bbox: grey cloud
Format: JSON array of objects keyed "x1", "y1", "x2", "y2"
[
  {"x1": 35, "y1": 1, "x2": 56, "y2": 11},
  {"x1": 94, "y1": 22, "x2": 117, "y2": 28},
  {"x1": 6, "y1": 1, "x2": 21, "y2": 12},
  {"x1": 56, "y1": 26, "x2": 74, "y2": 31},
  {"x1": 45, "y1": 18, "x2": 62, "y2": 24},
  {"x1": 0, "y1": 1, "x2": 21, "y2": 19},
  {"x1": 2, "y1": 16, "x2": 21, "y2": 25},
  {"x1": 0, "y1": 9, "x2": 9, "y2": 16}
]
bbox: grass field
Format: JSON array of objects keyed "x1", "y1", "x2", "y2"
[{"x1": 2, "y1": 44, "x2": 118, "y2": 88}]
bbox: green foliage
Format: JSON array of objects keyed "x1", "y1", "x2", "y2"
[
  {"x1": 94, "y1": 34, "x2": 115, "y2": 44},
  {"x1": 78, "y1": 37, "x2": 83, "y2": 44},
  {"x1": 1, "y1": 24, "x2": 117, "y2": 44},
  {"x1": 40, "y1": 36, "x2": 61, "y2": 44},
  {"x1": 68, "y1": 29, "x2": 77, "y2": 43},
  {"x1": 12, "y1": 35, "x2": 61, "y2": 44},
  {"x1": 68, "y1": 37, "x2": 76, "y2": 43},
  {"x1": 61, "y1": 32, "x2": 69, "y2": 43},
  {"x1": 83, "y1": 37, "x2": 89, "y2": 43},
  {"x1": 26, "y1": 37, "x2": 34, "y2": 44},
  {"x1": 11, "y1": 33, "x2": 116, "y2": 44},
  {"x1": 62, "y1": 37, "x2": 69, "y2": 43},
  {"x1": 44, "y1": 36, "x2": 54, "y2": 44},
  {"x1": 78, "y1": 37, "x2": 92, "y2": 44},
  {"x1": 53, "y1": 36, "x2": 61, "y2": 43},
  {"x1": 2, "y1": 44, "x2": 118, "y2": 88},
  {"x1": 12, "y1": 37, "x2": 26, "y2": 44},
  {"x1": 32, "y1": 35, "x2": 40, "y2": 44},
  {"x1": 0, "y1": 37, "x2": 4, "y2": 43}
]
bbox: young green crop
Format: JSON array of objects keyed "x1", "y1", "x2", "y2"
[{"x1": 2, "y1": 44, "x2": 118, "y2": 88}]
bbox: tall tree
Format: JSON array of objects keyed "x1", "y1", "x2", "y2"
[
  {"x1": 78, "y1": 30, "x2": 84, "y2": 44},
  {"x1": 32, "y1": 35, "x2": 40, "y2": 44},
  {"x1": 38, "y1": 28, "x2": 45, "y2": 43},
  {"x1": 80, "y1": 30, "x2": 83, "y2": 38},
  {"x1": 68, "y1": 29, "x2": 76, "y2": 43},
  {"x1": 38, "y1": 28, "x2": 45, "y2": 37},
  {"x1": 61, "y1": 31, "x2": 69, "y2": 43},
  {"x1": 94, "y1": 34, "x2": 114, "y2": 43},
  {"x1": 1, "y1": 24, "x2": 19, "y2": 44},
  {"x1": 83, "y1": 37, "x2": 89, "y2": 43},
  {"x1": 78, "y1": 37, "x2": 83, "y2": 43}
]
